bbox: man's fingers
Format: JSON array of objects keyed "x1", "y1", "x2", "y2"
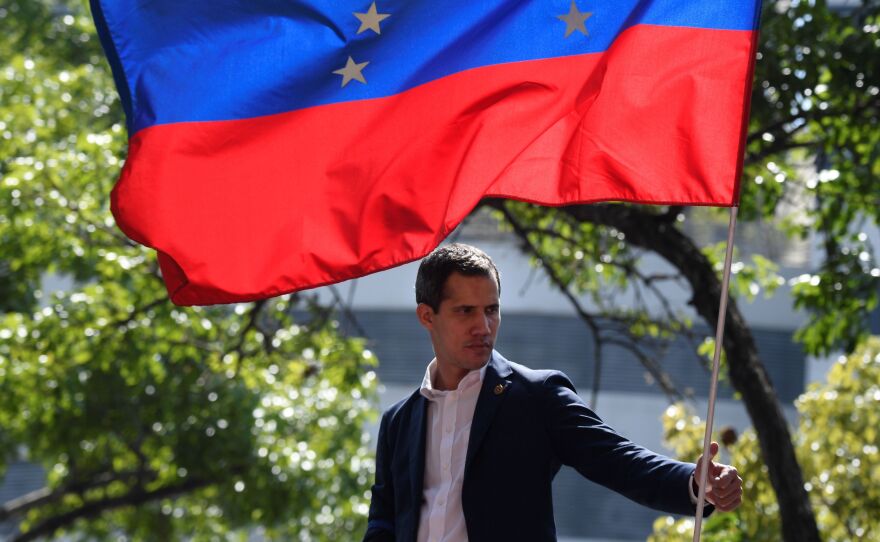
[
  {"x1": 705, "y1": 468, "x2": 743, "y2": 512},
  {"x1": 694, "y1": 445, "x2": 744, "y2": 512},
  {"x1": 709, "y1": 441, "x2": 719, "y2": 458},
  {"x1": 710, "y1": 478, "x2": 740, "y2": 498},
  {"x1": 707, "y1": 493, "x2": 737, "y2": 510},
  {"x1": 694, "y1": 441, "x2": 721, "y2": 487},
  {"x1": 712, "y1": 493, "x2": 742, "y2": 512},
  {"x1": 712, "y1": 467, "x2": 739, "y2": 490},
  {"x1": 699, "y1": 442, "x2": 719, "y2": 466},
  {"x1": 696, "y1": 442, "x2": 719, "y2": 467}
]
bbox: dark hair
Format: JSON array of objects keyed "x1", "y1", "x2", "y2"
[{"x1": 415, "y1": 243, "x2": 500, "y2": 311}]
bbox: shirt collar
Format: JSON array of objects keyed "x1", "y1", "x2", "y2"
[{"x1": 419, "y1": 357, "x2": 489, "y2": 400}]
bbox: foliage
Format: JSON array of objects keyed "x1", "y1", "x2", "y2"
[
  {"x1": 0, "y1": 0, "x2": 377, "y2": 539},
  {"x1": 741, "y1": 0, "x2": 880, "y2": 356},
  {"x1": 0, "y1": 293, "x2": 379, "y2": 541},
  {"x1": 649, "y1": 337, "x2": 880, "y2": 542}
]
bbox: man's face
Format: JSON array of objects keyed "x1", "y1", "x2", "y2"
[{"x1": 417, "y1": 272, "x2": 501, "y2": 375}]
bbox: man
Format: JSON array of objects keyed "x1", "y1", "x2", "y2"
[{"x1": 364, "y1": 243, "x2": 742, "y2": 542}]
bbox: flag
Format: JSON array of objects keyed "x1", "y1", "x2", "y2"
[{"x1": 91, "y1": 0, "x2": 762, "y2": 305}]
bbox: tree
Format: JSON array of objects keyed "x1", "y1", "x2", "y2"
[
  {"x1": 481, "y1": 1, "x2": 879, "y2": 540},
  {"x1": 649, "y1": 337, "x2": 880, "y2": 541},
  {"x1": 0, "y1": 1, "x2": 378, "y2": 540}
]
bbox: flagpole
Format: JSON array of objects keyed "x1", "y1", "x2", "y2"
[{"x1": 692, "y1": 206, "x2": 738, "y2": 542}]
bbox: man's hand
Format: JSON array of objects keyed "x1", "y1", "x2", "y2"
[{"x1": 693, "y1": 441, "x2": 743, "y2": 512}]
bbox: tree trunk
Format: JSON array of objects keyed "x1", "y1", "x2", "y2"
[{"x1": 520, "y1": 202, "x2": 821, "y2": 542}]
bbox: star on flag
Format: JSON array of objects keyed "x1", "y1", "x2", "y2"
[
  {"x1": 334, "y1": 2, "x2": 593, "y2": 88},
  {"x1": 557, "y1": 0, "x2": 592, "y2": 38},
  {"x1": 354, "y1": 2, "x2": 390, "y2": 35},
  {"x1": 333, "y1": 56, "x2": 369, "y2": 87},
  {"x1": 333, "y1": 2, "x2": 391, "y2": 87}
]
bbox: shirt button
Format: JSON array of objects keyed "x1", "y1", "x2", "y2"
[
  {"x1": 443, "y1": 463, "x2": 450, "y2": 470},
  {"x1": 438, "y1": 499, "x2": 445, "y2": 506},
  {"x1": 445, "y1": 425, "x2": 452, "y2": 433}
]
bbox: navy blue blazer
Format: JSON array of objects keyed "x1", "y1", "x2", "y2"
[{"x1": 364, "y1": 352, "x2": 710, "y2": 541}]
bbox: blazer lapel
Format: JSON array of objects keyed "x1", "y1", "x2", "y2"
[
  {"x1": 410, "y1": 394, "x2": 429, "y2": 507},
  {"x1": 464, "y1": 351, "x2": 513, "y2": 474}
]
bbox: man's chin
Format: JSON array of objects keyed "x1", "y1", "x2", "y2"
[{"x1": 463, "y1": 346, "x2": 493, "y2": 366}]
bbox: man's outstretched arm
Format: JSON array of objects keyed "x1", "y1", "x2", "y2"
[{"x1": 540, "y1": 371, "x2": 743, "y2": 516}]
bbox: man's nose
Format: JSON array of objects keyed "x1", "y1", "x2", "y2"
[{"x1": 472, "y1": 314, "x2": 491, "y2": 334}]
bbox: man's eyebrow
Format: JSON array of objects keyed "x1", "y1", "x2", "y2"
[{"x1": 452, "y1": 303, "x2": 499, "y2": 310}]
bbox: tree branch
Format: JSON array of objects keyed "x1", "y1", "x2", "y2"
[
  {"x1": 231, "y1": 299, "x2": 267, "y2": 377},
  {"x1": 746, "y1": 139, "x2": 821, "y2": 164},
  {"x1": 11, "y1": 475, "x2": 223, "y2": 542},
  {"x1": 493, "y1": 201, "x2": 687, "y2": 405},
  {"x1": 0, "y1": 469, "x2": 157, "y2": 522}
]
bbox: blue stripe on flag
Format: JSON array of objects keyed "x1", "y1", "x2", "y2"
[{"x1": 92, "y1": 0, "x2": 761, "y2": 132}]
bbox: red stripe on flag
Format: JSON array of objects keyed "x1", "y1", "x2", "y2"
[{"x1": 113, "y1": 25, "x2": 754, "y2": 305}]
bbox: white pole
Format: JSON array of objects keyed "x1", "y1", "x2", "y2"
[{"x1": 692, "y1": 206, "x2": 738, "y2": 541}]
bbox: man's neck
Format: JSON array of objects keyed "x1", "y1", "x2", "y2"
[
  {"x1": 432, "y1": 362, "x2": 468, "y2": 391},
  {"x1": 432, "y1": 357, "x2": 490, "y2": 391}
]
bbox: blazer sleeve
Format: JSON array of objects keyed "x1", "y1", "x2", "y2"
[
  {"x1": 363, "y1": 409, "x2": 396, "y2": 542},
  {"x1": 539, "y1": 371, "x2": 713, "y2": 517}
]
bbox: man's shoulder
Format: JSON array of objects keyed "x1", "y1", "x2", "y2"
[
  {"x1": 494, "y1": 354, "x2": 586, "y2": 415},
  {"x1": 496, "y1": 353, "x2": 577, "y2": 391},
  {"x1": 379, "y1": 388, "x2": 423, "y2": 427}
]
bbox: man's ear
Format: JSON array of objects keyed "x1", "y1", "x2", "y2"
[{"x1": 416, "y1": 303, "x2": 434, "y2": 330}]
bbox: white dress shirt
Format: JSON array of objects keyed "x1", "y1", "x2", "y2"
[{"x1": 416, "y1": 359, "x2": 487, "y2": 542}]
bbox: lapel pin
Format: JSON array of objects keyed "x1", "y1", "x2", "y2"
[{"x1": 493, "y1": 383, "x2": 506, "y2": 395}]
